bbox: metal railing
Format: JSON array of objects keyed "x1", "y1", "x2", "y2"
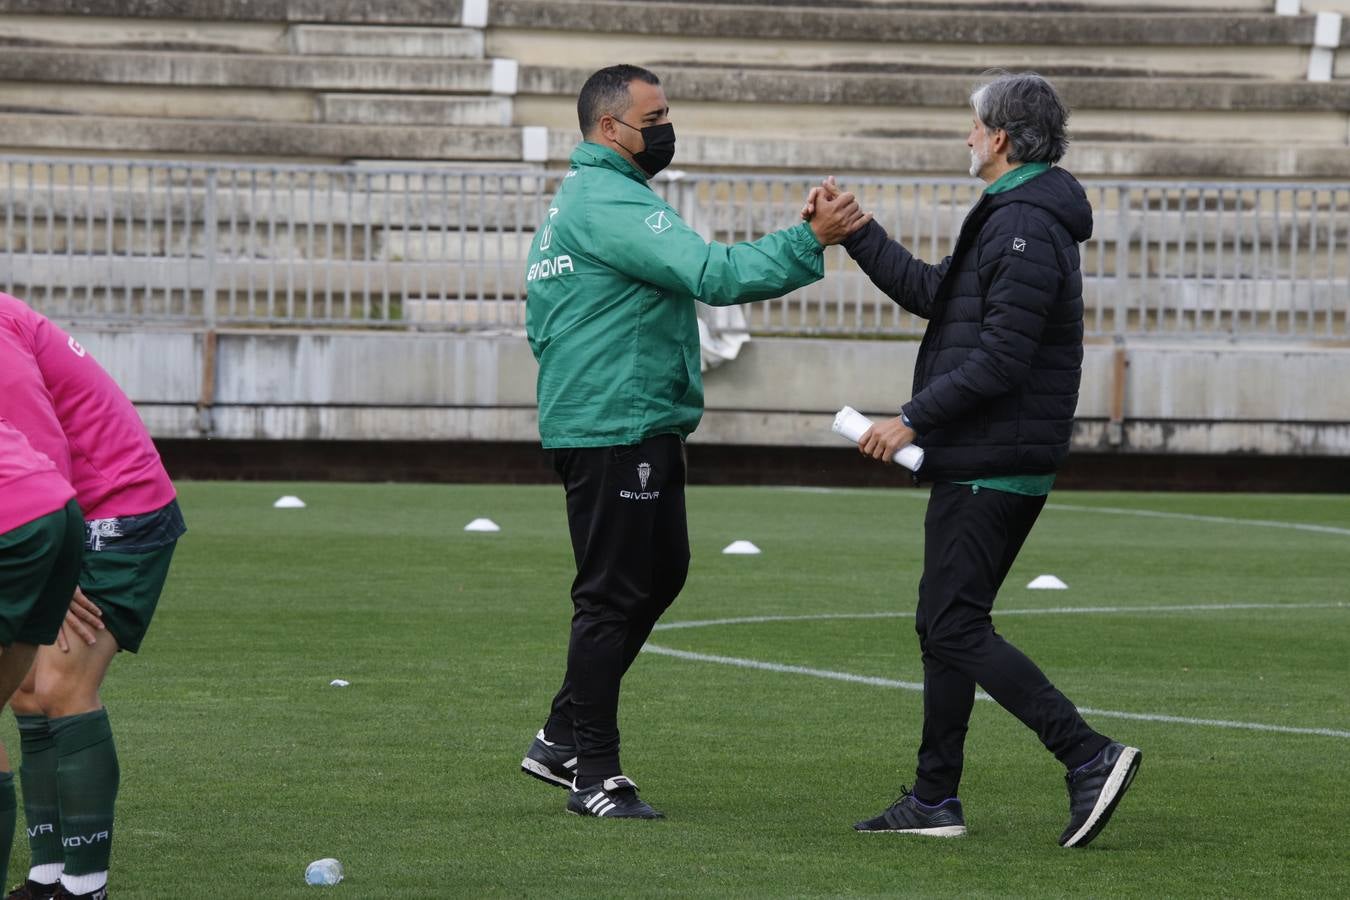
[{"x1": 1, "y1": 156, "x2": 1346, "y2": 339}]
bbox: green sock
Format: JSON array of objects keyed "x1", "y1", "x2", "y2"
[
  {"x1": 17, "y1": 714, "x2": 63, "y2": 872},
  {"x1": 51, "y1": 709, "x2": 119, "y2": 877},
  {"x1": 0, "y1": 770, "x2": 16, "y2": 889}
]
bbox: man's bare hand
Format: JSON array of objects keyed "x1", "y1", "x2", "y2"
[
  {"x1": 807, "y1": 178, "x2": 873, "y2": 246},
  {"x1": 801, "y1": 176, "x2": 842, "y2": 220},
  {"x1": 56, "y1": 587, "x2": 104, "y2": 652},
  {"x1": 859, "y1": 416, "x2": 917, "y2": 464}
]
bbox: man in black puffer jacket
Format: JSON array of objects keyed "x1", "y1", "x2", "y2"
[{"x1": 809, "y1": 73, "x2": 1141, "y2": 848}]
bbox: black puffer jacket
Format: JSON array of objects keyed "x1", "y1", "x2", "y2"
[{"x1": 843, "y1": 166, "x2": 1092, "y2": 481}]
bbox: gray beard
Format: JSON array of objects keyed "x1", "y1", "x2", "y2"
[{"x1": 968, "y1": 148, "x2": 985, "y2": 178}]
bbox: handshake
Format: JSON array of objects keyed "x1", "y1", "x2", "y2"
[{"x1": 800, "y1": 176, "x2": 871, "y2": 246}]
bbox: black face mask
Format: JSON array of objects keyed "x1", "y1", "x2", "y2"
[{"x1": 614, "y1": 119, "x2": 676, "y2": 178}]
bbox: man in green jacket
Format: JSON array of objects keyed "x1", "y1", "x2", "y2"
[{"x1": 519, "y1": 64, "x2": 868, "y2": 819}]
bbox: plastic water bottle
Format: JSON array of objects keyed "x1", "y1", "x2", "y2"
[{"x1": 305, "y1": 858, "x2": 344, "y2": 886}]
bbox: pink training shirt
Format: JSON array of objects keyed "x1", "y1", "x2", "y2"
[
  {"x1": 0, "y1": 293, "x2": 176, "y2": 520},
  {"x1": 0, "y1": 416, "x2": 75, "y2": 535}
]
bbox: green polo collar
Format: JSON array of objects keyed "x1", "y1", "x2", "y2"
[{"x1": 985, "y1": 162, "x2": 1051, "y2": 195}]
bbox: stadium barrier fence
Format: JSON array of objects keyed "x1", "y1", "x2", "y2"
[{"x1": 2, "y1": 156, "x2": 1345, "y2": 339}]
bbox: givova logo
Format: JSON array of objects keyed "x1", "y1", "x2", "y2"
[
  {"x1": 527, "y1": 255, "x2": 574, "y2": 282},
  {"x1": 64, "y1": 830, "x2": 110, "y2": 847},
  {"x1": 621, "y1": 461, "x2": 658, "y2": 499},
  {"x1": 619, "y1": 489, "x2": 660, "y2": 500}
]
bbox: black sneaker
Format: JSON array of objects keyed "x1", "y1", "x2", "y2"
[
  {"x1": 854, "y1": 787, "x2": 967, "y2": 836},
  {"x1": 1060, "y1": 741, "x2": 1142, "y2": 848},
  {"x1": 566, "y1": 776, "x2": 664, "y2": 819},
  {"x1": 5, "y1": 881, "x2": 59, "y2": 900},
  {"x1": 520, "y1": 728, "x2": 578, "y2": 789}
]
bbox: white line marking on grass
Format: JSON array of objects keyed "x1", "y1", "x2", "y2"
[
  {"x1": 1043, "y1": 503, "x2": 1350, "y2": 537},
  {"x1": 653, "y1": 602, "x2": 1347, "y2": 632},
  {"x1": 1072, "y1": 707, "x2": 1350, "y2": 739},
  {"x1": 643, "y1": 644, "x2": 922, "y2": 691},
  {"x1": 768, "y1": 486, "x2": 1350, "y2": 537},
  {"x1": 641, "y1": 644, "x2": 1350, "y2": 739}
]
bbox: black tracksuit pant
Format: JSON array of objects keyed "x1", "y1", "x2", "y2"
[
  {"x1": 913, "y1": 482, "x2": 1109, "y2": 802},
  {"x1": 542, "y1": 434, "x2": 690, "y2": 784}
]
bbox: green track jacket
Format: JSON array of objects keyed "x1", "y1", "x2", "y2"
[{"x1": 525, "y1": 142, "x2": 825, "y2": 448}]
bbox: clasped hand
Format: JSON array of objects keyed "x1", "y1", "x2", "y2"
[{"x1": 802, "y1": 176, "x2": 872, "y2": 245}]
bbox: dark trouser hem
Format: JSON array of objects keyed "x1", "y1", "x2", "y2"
[
  {"x1": 1062, "y1": 735, "x2": 1113, "y2": 772},
  {"x1": 573, "y1": 753, "x2": 622, "y2": 789},
  {"x1": 544, "y1": 435, "x2": 690, "y2": 783},
  {"x1": 542, "y1": 716, "x2": 575, "y2": 746},
  {"x1": 913, "y1": 483, "x2": 1103, "y2": 800}
]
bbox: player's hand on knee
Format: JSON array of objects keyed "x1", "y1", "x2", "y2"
[{"x1": 58, "y1": 587, "x2": 104, "y2": 651}]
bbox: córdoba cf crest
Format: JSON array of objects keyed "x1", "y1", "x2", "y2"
[{"x1": 637, "y1": 462, "x2": 651, "y2": 490}]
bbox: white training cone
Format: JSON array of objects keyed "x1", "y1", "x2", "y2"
[
  {"x1": 1027, "y1": 574, "x2": 1068, "y2": 590},
  {"x1": 722, "y1": 540, "x2": 761, "y2": 555},
  {"x1": 464, "y1": 518, "x2": 501, "y2": 533},
  {"x1": 273, "y1": 495, "x2": 306, "y2": 508},
  {"x1": 329, "y1": 679, "x2": 350, "y2": 687}
]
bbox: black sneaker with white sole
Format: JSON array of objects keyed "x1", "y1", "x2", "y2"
[
  {"x1": 5, "y1": 881, "x2": 59, "y2": 900},
  {"x1": 566, "y1": 776, "x2": 664, "y2": 819},
  {"x1": 1060, "y1": 741, "x2": 1142, "y2": 848},
  {"x1": 520, "y1": 729, "x2": 578, "y2": 789},
  {"x1": 854, "y1": 787, "x2": 967, "y2": 836}
]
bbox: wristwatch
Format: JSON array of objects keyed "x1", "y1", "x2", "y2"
[{"x1": 900, "y1": 412, "x2": 913, "y2": 428}]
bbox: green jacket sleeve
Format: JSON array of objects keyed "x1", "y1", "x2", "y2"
[{"x1": 585, "y1": 187, "x2": 825, "y2": 307}]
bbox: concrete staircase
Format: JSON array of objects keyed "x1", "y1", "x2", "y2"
[
  {"x1": 0, "y1": 1, "x2": 1346, "y2": 341},
  {"x1": 0, "y1": 1, "x2": 547, "y2": 165},
  {"x1": 0, "y1": 0, "x2": 1348, "y2": 176}
]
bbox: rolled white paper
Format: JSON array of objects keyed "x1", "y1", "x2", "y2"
[{"x1": 832, "y1": 406, "x2": 925, "y2": 472}]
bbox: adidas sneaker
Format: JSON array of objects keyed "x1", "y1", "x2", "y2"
[
  {"x1": 1060, "y1": 741, "x2": 1142, "y2": 848},
  {"x1": 520, "y1": 729, "x2": 578, "y2": 789},
  {"x1": 566, "y1": 776, "x2": 664, "y2": 819},
  {"x1": 854, "y1": 787, "x2": 967, "y2": 836}
]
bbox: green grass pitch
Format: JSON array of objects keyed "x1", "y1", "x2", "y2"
[{"x1": 7, "y1": 482, "x2": 1345, "y2": 898}]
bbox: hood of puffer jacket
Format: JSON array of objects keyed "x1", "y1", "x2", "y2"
[{"x1": 984, "y1": 165, "x2": 1093, "y2": 244}]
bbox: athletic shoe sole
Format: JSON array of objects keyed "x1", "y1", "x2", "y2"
[
  {"x1": 856, "y1": 825, "x2": 967, "y2": 837},
  {"x1": 1061, "y1": 746, "x2": 1142, "y2": 848},
  {"x1": 521, "y1": 757, "x2": 573, "y2": 789},
  {"x1": 566, "y1": 806, "x2": 664, "y2": 820}
]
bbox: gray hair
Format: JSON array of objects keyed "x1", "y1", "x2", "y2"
[{"x1": 969, "y1": 72, "x2": 1069, "y2": 164}]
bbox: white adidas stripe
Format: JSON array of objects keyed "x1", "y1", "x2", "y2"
[{"x1": 583, "y1": 790, "x2": 621, "y2": 817}]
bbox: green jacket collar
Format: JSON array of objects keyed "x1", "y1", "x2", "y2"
[
  {"x1": 985, "y1": 161, "x2": 1051, "y2": 195},
  {"x1": 570, "y1": 141, "x2": 650, "y2": 185}
]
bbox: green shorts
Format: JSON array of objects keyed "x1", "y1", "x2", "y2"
[
  {"x1": 0, "y1": 499, "x2": 84, "y2": 646},
  {"x1": 80, "y1": 541, "x2": 177, "y2": 653}
]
